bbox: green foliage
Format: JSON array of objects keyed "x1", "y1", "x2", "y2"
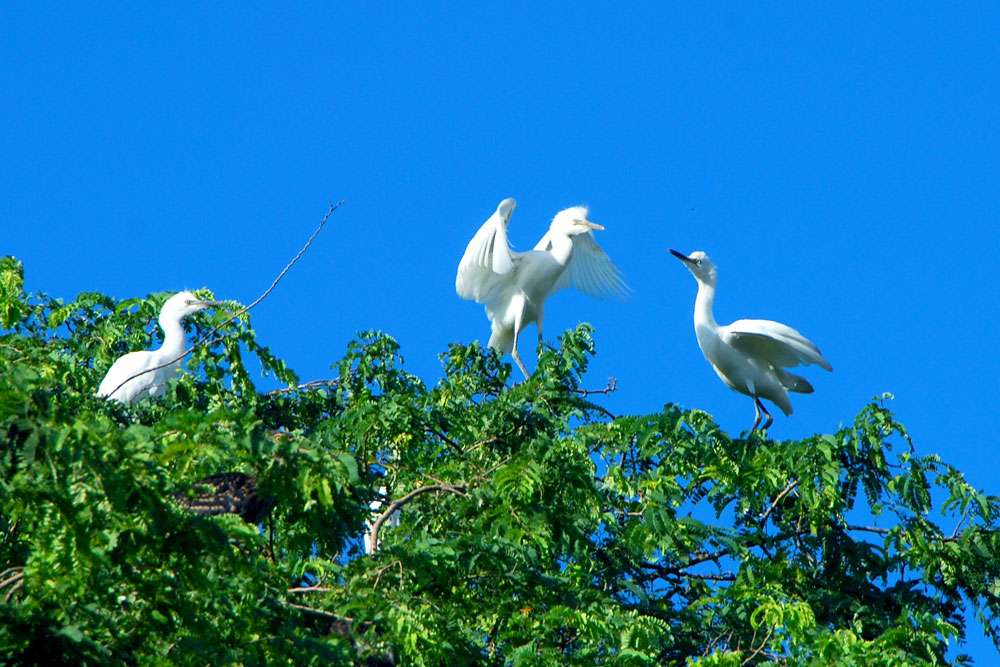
[{"x1": 2, "y1": 256, "x2": 999, "y2": 665}]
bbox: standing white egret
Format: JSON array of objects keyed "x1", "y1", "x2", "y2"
[
  {"x1": 456, "y1": 198, "x2": 631, "y2": 377},
  {"x1": 669, "y1": 249, "x2": 832, "y2": 431},
  {"x1": 97, "y1": 291, "x2": 223, "y2": 405}
]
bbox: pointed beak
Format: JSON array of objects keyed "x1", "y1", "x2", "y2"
[
  {"x1": 669, "y1": 248, "x2": 695, "y2": 265},
  {"x1": 187, "y1": 299, "x2": 226, "y2": 308},
  {"x1": 583, "y1": 220, "x2": 604, "y2": 231}
]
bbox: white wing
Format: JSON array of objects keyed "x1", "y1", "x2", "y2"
[
  {"x1": 456, "y1": 199, "x2": 518, "y2": 304},
  {"x1": 548, "y1": 232, "x2": 632, "y2": 301},
  {"x1": 722, "y1": 319, "x2": 833, "y2": 371},
  {"x1": 97, "y1": 350, "x2": 158, "y2": 404}
]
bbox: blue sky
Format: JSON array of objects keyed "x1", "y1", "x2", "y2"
[{"x1": 3, "y1": 3, "x2": 998, "y2": 659}]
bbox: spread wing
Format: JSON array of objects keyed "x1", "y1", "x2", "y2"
[
  {"x1": 544, "y1": 232, "x2": 632, "y2": 301},
  {"x1": 456, "y1": 199, "x2": 519, "y2": 304},
  {"x1": 722, "y1": 319, "x2": 833, "y2": 371}
]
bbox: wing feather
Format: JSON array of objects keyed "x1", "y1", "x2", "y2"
[
  {"x1": 556, "y1": 232, "x2": 631, "y2": 301},
  {"x1": 456, "y1": 200, "x2": 518, "y2": 304},
  {"x1": 722, "y1": 319, "x2": 832, "y2": 371}
]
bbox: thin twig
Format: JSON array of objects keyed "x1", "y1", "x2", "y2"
[
  {"x1": 288, "y1": 586, "x2": 334, "y2": 594},
  {"x1": 758, "y1": 479, "x2": 799, "y2": 526},
  {"x1": 267, "y1": 379, "x2": 340, "y2": 395},
  {"x1": 742, "y1": 624, "x2": 776, "y2": 665},
  {"x1": 284, "y1": 601, "x2": 339, "y2": 619},
  {"x1": 106, "y1": 200, "x2": 343, "y2": 398},
  {"x1": 570, "y1": 377, "x2": 618, "y2": 398},
  {"x1": 845, "y1": 524, "x2": 891, "y2": 536},
  {"x1": 683, "y1": 571, "x2": 736, "y2": 582}
]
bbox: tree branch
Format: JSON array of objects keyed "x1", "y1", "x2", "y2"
[{"x1": 369, "y1": 483, "x2": 467, "y2": 552}]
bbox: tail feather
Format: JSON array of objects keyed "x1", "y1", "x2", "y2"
[
  {"x1": 488, "y1": 325, "x2": 514, "y2": 355},
  {"x1": 777, "y1": 367, "x2": 814, "y2": 394}
]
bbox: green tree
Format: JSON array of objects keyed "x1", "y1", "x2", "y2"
[{"x1": 2, "y1": 254, "x2": 999, "y2": 665}]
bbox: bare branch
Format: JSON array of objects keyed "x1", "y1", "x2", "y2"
[
  {"x1": 570, "y1": 377, "x2": 618, "y2": 398},
  {"x1": 105, "y1": 200, "x2": 344, "y2": 399}
]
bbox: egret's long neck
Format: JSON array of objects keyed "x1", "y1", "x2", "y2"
[
  {"x1": 546, "y1": 232, "x2": 574, "y2": 266},
  {"x1": 693, "y1": 280, "x2": 718, "y2": 331},
  {"x1": 156, "y1": 315, "x2": 189, "y2": 361}
]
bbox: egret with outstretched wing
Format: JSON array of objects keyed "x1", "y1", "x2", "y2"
[
  {"x1": 670, "y1": 249, "x2": 832, "y2": 431},
  {"x1": 457, "y1": 199, "x2": 630, "y2": 377}
]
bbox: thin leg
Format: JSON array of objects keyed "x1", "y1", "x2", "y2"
[
  {"x1": 510, "y1": 315, "x2": 530, "y2": 379},
  {"x1": 536, "y1": 304, "x2": 545, "y2": 348},
  {"x1": 753, "y1": 397, "x2": 773, "y2": 431},
  {"x1": 751, "y1": 398, "x2": 763, "y2": 432}
]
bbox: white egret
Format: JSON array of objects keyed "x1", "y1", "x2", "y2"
[
  {"x1": 670, "y1": 249, "x2": 832, "y2": 431},
  {"x1": 456, "y1": 198, "x2": 631, "y2": 377},
  {"x1": 97, "y1": 291, "x2": 223, "y2": 405}
]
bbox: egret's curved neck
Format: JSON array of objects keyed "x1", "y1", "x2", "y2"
[
  {"x1": 546, "y1": 232, "x2": 575, "y2": 266},
  {"x1": 156, "y1": 315, "x2": 189, "y2": 361},
  {"x1": 693, "y1": 280, "x2": 718, "y2": 331}
]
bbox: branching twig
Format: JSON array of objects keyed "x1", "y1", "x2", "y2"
[
  {"x1": 759, "y1": 478, "x2": 799, "y2": 526},
  {"x1": 106, "y1": 200, "x2": 344, "y2": 399},
  {"x1": 571, "y1": 377, "x2": 618, "y2": 398},
  {"x1": 742, "y1": 624, "x2": 776, "y2": 665}
]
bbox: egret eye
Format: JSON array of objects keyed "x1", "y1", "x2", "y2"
[{"x1": 695, "y1": 259, "x2": 702, "y2": 266}]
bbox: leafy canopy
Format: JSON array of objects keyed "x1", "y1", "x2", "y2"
[{"x1": 2, "y1": 255, "x2": 999, "y2": 666}]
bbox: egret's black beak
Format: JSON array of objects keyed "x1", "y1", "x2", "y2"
[
  {"x1": 187, "y1": 300, "x2": 227, "y2": 308},
  {"x1": 669, "y1": 249, "x2": 695, "y2": 265}
]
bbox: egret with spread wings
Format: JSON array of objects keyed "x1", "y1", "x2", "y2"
[
  {"x1": 670, "y1": 249, "x2": 832, "y2": 431},
  {"x1": 457, "y1": 198, "x2": 630, "y2": 378}
]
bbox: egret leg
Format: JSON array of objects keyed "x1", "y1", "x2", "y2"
[
  {"x1": 536, "y1": 304, "x2": 545, "y2": 348},
  {"x1": 510, "y1": 315, "x2": 530, "y2": 379},
  {"x1": 752, "y1": 397, "x2": 773, "y2": 431}
]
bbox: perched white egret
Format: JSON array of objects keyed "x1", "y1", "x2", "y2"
[
  {"x1": 670, "y1": 249, "x2": 832, "y2": 431},
  {"x1": 97, "y1": 291, "x2": 223, "y2": 405},
  {"x1": 456, "y1": 198, "x2": 631, "y2": 377}
]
